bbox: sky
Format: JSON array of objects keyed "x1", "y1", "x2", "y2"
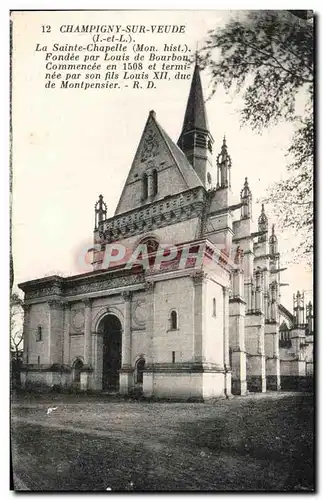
[{"x1": 11, "y1": 9, "x2": 313, "y2": 312}]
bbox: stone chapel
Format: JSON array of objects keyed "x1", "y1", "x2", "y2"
[{"x1": 18, "y1": 63, "x2": 313, "y2": 399}]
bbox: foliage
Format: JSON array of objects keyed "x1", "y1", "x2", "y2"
[
  {"x1": 200, "y1": 10, "x2": 313, "y2": 264},
  {"x1": 11, "y1": 292, "x2": 24, "y2": 359},
  {"x1": 263, "y1": 117, "x2": 313, "y2": 263}
]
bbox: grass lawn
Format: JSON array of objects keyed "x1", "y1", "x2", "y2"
[{"x1": 11, "y1": 391, "x2": 314, "y2": 492}]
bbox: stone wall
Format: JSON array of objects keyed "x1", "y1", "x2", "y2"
[
  {"x1": 152, "y1": 276, "x2": 195, "y2": 364},
  {"x1": 27, "y1": 302, "x2": 49, "y2": 365}
]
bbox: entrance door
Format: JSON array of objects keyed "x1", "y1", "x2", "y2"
[{"x1": 100, "y1": 315, "x2": 122, "y2": 391}]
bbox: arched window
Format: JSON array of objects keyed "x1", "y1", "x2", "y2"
[
  {"x1": 73, "y1": 358, "x2": 83, "y2": 384},
  {"x1": 170, "y1": 310, "x2": 178, "y2": 330},
  {"x1": 36, "y1": 326, "x2": 42, "y2": 341},
  {"x1": 152, "y1": 169, "x2": 158, "y2": 196},
  {"x1": 142, "y1": 173, "x2": 148, "y2": 200},
  {"x1": 136, "y1": 358, "x2": 145, "y2": 384},
  {"x1": 136, "y1": 236, "x2": 159, "y2": 254}
]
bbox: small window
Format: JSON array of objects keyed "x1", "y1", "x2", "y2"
[
  {"x1": 73, "y1": 358, "x2": 83, "y2": 384},
  {"x1": 172, "y1": 351, "x2": 176, "y2": 364},
  {"x1": 36, "y1": 326, "x2": 42, "y2": 341},
  {"x1": 37, "y1": 356, "x2": 40, "y2": 365},
  {"x1": 170, "y1": 310, "x2": 178, "y2": 330},
  {"x1": 152, "y1": 169, "x2": 158, "y2": 196},
  {"x1": 212, "y1": 298, "x2": 216, "y2": 317},
  {"x1": 142, "y1": 173, "x2": 148, "y2": 200},
  {"x1": 136, "y1": 358, "x2": 145, "y2": 384}
]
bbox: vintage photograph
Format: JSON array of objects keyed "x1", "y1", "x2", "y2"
[{"x1": 10, "y1": 9, "x2": 314, "y2": 491}]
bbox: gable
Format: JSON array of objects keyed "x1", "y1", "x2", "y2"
[{"x1": 115, "y1": 111, "x2": 203, "y2": 215}]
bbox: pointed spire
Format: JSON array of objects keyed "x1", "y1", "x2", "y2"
[
  {"x1": 177, "y1": 62, "x2": 214, "y2": 186},
  {"x1": 258, "y1": 204, "x2": 268, "y2": 224},
  {"x1": 269, "y1": 223, "x2": 278, "y2": 254},
  {"x1": 258, "y1": 204, "x2": 268, "y2": 241},
  {"x1": 217, "y1": 135, "x2": 231, "y2": 164},
  {"x1": 180, "y1": 62, "x2": 209, "y2": 134},
  {"x1": 195, "y1": 44, "x2": 198, "y2": 64},
  {"x1": 216, "y1": 135, "x2": 232, "y2": 188},
  {"x1": 241, "y1": 177, "x2": 251, "y2": 198},
  {"x1": 94, "y1": 194, "x2": 107, "y2": 230},
  {"x1": 269, "y1": 223, "x2": 277, "y2": 242},
  {"x1": 240, "y1": 177, "x2": 252, "y2": 219}
]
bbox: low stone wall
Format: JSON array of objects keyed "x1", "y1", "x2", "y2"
[
  {"x1": 143, "y1": 371, "x2": 226, "y2": 401},
  {"x1": 280, "y1": 375, "x2": 313, "y2": 392},
  {"x1": 20, "y1": 367, "x2": 72, "y2": 392}
]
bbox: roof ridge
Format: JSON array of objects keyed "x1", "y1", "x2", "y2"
[{"x1": 153, "y1": 115, "x2": 203, "y2": 189}]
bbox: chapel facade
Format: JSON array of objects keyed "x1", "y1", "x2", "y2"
[{"x1": 18, "y1": 64, "x2": 313, "y2": 399}]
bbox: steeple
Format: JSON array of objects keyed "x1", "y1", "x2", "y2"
[
  {"x1": 177, "y1": 62, "x2": 214, "y2": 188},
  {"x1": 180, "y1": 63, "x2": 209, "y2": 134}
]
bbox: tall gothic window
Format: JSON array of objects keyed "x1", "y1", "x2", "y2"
[
  {"x1": 36, "y1": 326, "x2": 42, "y2": 341},
  {"x1": 142, "y1": 173, "x2": 148, "y2": 200},
  {"x1": 170, "y1": 310, "x2": 178, "y2": 330},
  {"x1": 152, "y1": 169, "x2": 158, "y2": 196}
]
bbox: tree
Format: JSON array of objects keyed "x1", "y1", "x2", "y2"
[
  {"x1": 200, "y1": 10, "x2": 313, "y2": 265},
  {"x1": 10, "y1": 292, "x2": 24, "y2": 361}
]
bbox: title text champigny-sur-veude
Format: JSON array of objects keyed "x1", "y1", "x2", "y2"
[{"x1": 59, "y1": 24, "x2": 186, "y2": 34}]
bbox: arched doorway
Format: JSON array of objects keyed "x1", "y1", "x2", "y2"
[{"x1": 98, "y1": 314, "x2": 122, "y2": 392}]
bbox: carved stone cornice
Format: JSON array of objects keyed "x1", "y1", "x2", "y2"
[
  {"x1": 23, "y1": 271, "x2": 145, "y2": 301},
  {"x1": 98, "y1": 186, "x2": 206, "y2": 242}
]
